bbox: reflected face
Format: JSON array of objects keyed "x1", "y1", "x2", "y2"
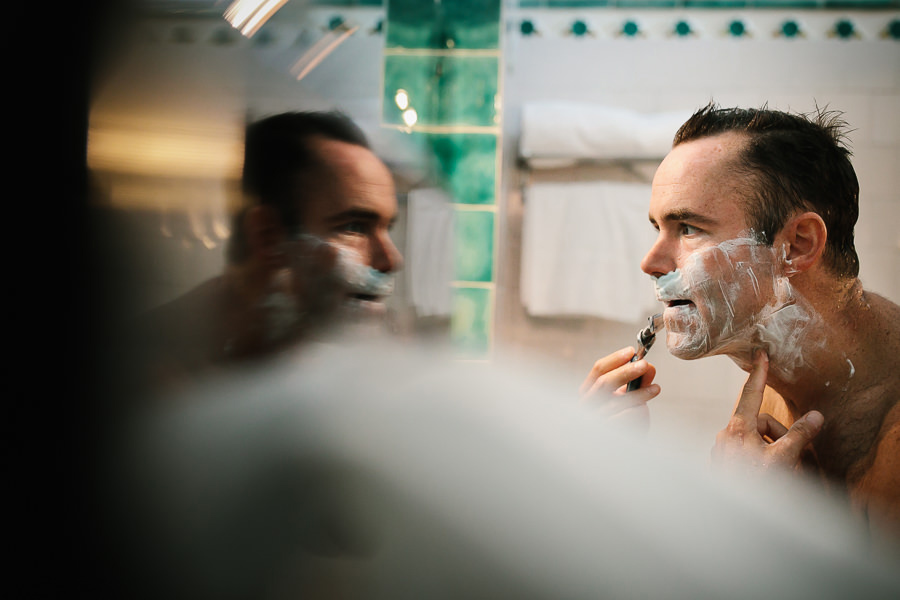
[
  {"x1": 640, "y1": 133, "x2": 793, "y2": 361},
  {"x1": 299, "y1": 138, "x2": 404, "y2": 318}
]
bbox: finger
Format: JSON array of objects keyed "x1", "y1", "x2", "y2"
[
  {"x1": 580, "y1": 347, "x2": 636, "y2": 394},
  {"x1": 773, "y1": 410, "x2": 824, "y2": 459},
  {"x1": 587, "y1": 359, "x2": 653, "y2": 397},
  {"x1": 732, "y1": 349, "x2": 769, "y2": 423},
  {"x1": 637, "y1": 363, "x2": 657, "y2": 388},
  {"x1": 757, "y1": 412, "x2": 789, "y2": 442}
]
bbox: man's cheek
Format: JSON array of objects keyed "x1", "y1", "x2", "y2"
[{"x1": 333, "y1": 247, "x2": 394, "y2": 297}]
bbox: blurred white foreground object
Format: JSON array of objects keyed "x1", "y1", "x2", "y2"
[{"x1": 109, "y1": 339, "x2": 900, "y2": 600}]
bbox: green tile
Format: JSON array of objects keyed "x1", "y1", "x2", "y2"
[
  {"x1": 454, "y1": 209, "x2": 494, "y2": 283},
  {"x1": 451, "y1": 286, "x2": 492, "y2": 358},
  {"x1": 393, "y1": 133, "x2": 496, "y2": 205},
  {"x1": 424, "y1": 133, "x2": 496, "y2": 205},
  {"x1": 383, "y1": 55, "x2": 499, "y2": 128},
  {"x1": 386, "y1": 0, "x2": 501, "y2": 50}
]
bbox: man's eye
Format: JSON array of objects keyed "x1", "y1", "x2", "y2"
[
  {"x1": 339, "y1": 222, "x2": 367, "y2": 235},
  {"x1": 680, "y1": 223, "x2": 701, "y2": 236}
]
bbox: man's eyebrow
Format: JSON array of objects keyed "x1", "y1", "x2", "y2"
[
  {"x1": 326, "y1": 208, "x2": 397, "y2": 226},
  {"x1": 326, "y1": 209, "x2": 379, "y2": 223},
  {"x1": 650, "y1": 209, "x2": 718, "y2": 226}
]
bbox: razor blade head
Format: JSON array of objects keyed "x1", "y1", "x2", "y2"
[
  {"x1": 634, "y1": 313, "x2": 664, "y2": 358},
  {"x1": 637, "y1": 327, "x2": 656, "y2": 350},
  {"x1": 640, "y1": 313, "x2": 664, "y2": 344}
]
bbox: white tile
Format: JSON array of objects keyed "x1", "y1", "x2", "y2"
[
  {"x1": 854, "y1": 146, "x2": 900, "y2": 200},
  {"x1": 859, "y1": 248, "x2": 900, "y2": 304},
  {"x1": 870, "y1": 93, "x2": 900, "y2": 145}
]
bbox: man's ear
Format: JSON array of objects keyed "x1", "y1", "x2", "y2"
[
  {"x1": 781, "y1": 211, "x2": 827, "y2": 274},
  {"x1": 244, "y1": 204, "x2": 285, "y2": 260}
]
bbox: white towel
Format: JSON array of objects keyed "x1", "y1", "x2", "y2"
[
  {"x1": 520, "y1": 102, "x2": 691, "y2": 164},
  {"x1": 406, "y1": 188, "x2": 455, "y2": 317},
  {"x1": 521, "y1": 181, "x2": 659, "y2": 323}
]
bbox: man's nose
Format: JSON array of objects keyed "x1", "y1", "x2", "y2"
[
  {"x1": 371, "y1": 231, "x2": 403, "y2": 273},
  {"x1": 640, "y1": 234, "x2": 676, "y2": 278}
]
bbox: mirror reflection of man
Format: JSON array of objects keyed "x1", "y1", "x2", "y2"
[
  {"x1": 640, "y1": 102, "x2": 899, "y2": 548},
  {"x1": 140, "y1": 111, "x2": 403, "y2": 391}
]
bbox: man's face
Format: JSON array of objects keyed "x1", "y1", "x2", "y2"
[
  {"x1": 298, "y1": 138, "x2": 403, "y2": 319},
  {"x1": 640, "y1": 133, "x2": 791, "y2": 360}
]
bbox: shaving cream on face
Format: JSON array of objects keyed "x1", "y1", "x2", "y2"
[
  {"x1": 654, "y1": 235, "x2": 824, "y2": 382},
  {"x1": 258, "y1": 268, "x2": 301, "y2": 344},
  {"x1": 293, "y1": 234, "x2": 394, "y2": 317},
  {"x1": 332, "y1": 246, "x2": 395, "y2": 319},
  {"x1": 333, "y1": 246, "x2": 395, "y2": 298}
]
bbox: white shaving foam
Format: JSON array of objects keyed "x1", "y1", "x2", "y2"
[{"x1": 653, "y1": 233, "x2": 825, "y2": 383}]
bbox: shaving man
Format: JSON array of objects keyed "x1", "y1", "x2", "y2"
[{"x1": 639, "y1": 103, "x2": 899, "y2": 547}]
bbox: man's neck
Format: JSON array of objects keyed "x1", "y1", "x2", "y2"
[
  {"x1": 756, "y1": 278, "x2": 869, "y2": 416},
  {"x1": 735, "y1": 278, "x2": 900, "y2": 483}
]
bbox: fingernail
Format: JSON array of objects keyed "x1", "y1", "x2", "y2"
[{"x1": 806, "y1": 411, "x2": 824, "y2": 429}]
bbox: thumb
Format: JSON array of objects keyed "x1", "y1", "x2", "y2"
[{"x1": 775, "y1": 410, "x2": 824, "y2": 458}]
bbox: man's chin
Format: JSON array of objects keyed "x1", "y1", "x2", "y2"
[
  {"x1": 342, "y1": 297, "x2": 389, "y2": 320},
  {"x1": 664, "y1": 331, "x2": 711, "y2": 360}
]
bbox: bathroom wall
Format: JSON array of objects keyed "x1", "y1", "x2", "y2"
[{"x1": 498, "y1": 7, "x2": 900, "y2": 454}]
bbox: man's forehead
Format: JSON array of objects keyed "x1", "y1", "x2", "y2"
[{"x1": 650, "y1": 137, "x2": 750, "y2": 218}]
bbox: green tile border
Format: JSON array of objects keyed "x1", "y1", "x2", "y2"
[{"x1": 382, "y1": 0, "x2": 502, "y2": 359}]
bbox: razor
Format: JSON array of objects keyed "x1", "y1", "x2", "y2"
[{"x1": 626, "y1": 313, "x2": 664, "y2": 392}]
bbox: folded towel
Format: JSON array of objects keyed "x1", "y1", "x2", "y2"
[
  {"x1": 520, "y1": 102, "x2": 691, "y2": 164},
  {"x1": 521, "y1": 181, "x2": 659, "y2": 323},
  {"x1": 406, "y1": 188, "x2": 455, "y2": 317}
]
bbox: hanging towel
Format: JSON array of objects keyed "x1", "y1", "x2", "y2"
[
  {"x1": 406, "y1": 188, "x2": 455, "y2": 317},
  {"x1": 520, "y1": 103, "x2": 691, "y2": 166},
  {"x1": 521, "y1": 181, "x2": 659, "y2": 323}
]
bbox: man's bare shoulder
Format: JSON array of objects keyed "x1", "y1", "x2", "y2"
[
  {"x1": 858, "y1": 291, "x2": 900, "y2": 380},
  {"x1": 863, "y1": 291, "x2": 900, "y2": 333},
  {"x1": 851, "y1": 401, "x2": 900, "y2": 540}
]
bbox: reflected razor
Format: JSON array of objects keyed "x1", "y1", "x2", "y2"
[{"x1": 626, "y1": 313, "x2": 664, "y2": 392}]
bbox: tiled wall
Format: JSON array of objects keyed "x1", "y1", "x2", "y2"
[{"x1": 384, "y1": 0, "x2": 503, "y2": 359}]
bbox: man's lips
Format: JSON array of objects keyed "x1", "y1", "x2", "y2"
[
  {"x1": 352, "y1": 293, "x2": 383, "y2": 303},
  {"x1": 665, "y1": 299, "x2": 694, "y2": 308}
]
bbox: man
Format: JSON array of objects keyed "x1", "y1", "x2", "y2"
[
  {"x1": 638, "y1": 102, "x2": 899, "y2": 545},
  {"x1": 140, "y1": 111, "x2": 403, "y2": 390}
]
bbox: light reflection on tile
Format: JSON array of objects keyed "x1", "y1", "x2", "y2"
[{"x1": 383, "y1": 55, "x2": 499, "y2": 128}]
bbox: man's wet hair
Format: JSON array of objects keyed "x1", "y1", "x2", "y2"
[
  {"x1": 674, "y1": 101, "x2": 860, "y2": 278},
  {"x1": 227, "y1": 111, "x2": 372, "y2": 262},
  {"x1": 242, "y1": 110, "x2": 371, "y2": 232}
]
